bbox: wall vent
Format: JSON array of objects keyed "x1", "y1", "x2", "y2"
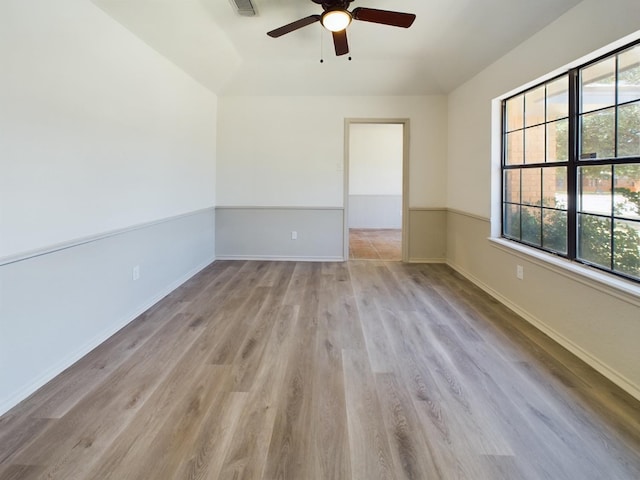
[{"x1": 232, "y1": 0, "x2": 257, "y2": 16}]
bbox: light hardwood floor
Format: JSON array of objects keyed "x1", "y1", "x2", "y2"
[{"x1": 1, "y1": 260, "x2": 639, "y2": 479}]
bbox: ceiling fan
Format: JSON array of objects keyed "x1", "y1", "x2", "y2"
[{"x1": 267, "y1": 0, "x2": 416, "y2": 57}]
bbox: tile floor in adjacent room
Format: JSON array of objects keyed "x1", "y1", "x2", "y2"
[{"x1": 349, "y1": 228, "x2": 401, "y2": 260}]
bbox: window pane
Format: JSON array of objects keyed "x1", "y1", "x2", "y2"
[
  {"x1": 580, "y1": 108, "x2": 615, "y2": 159},
  {"x1": 618, "y1": 45, "x2": 640, "y2": 104},
  {"x1": 506, "y1": 130, "x2": 523, "y2": 165},
  {"x1": 525, "y1": 86, "x2": 545, "y2": 127},
  {"x1": 543, "y1": 209, "x2": 568, "y2": 253},
  {"x1": 547, "y1": 76, "x2": 569, "y2": 121},
  {"x1": 524, "y1": 125, "x2": 545, "y2": 164},
  {"x1": 613, "y1": 219, "x2": 640, "y2": 278},
  {"x1": 504, "y1": 204, "x2": 521, "y2": 239},
  {"x1": 614, "y1": 164, "x2": 640, "y2": 219},
  {"x1": 502, "y1": 42, "x2": 640, "y2": 281},
  {"x1": 521, "y1": 206, "x2": 541, "y2": 245},
  {"x1": 581, "y1": 57, "x2": 616, "y2": 113},
  {"x1": 506, "y1": 94, "x2": 524, "y2": 132},
  {"x1": 579, "y1": 165, "x2": 612, "y2": 215},
  {"x1": 522, "y1": 168, "x2": 541, "y2": 206},
  {"x1": 547, "y1": 119, "x2": 568, "y2": 162},
  {"x1": 578, "y1": 214, "x2": 612, "y2": 268},
  {"x1": 504, "y1": 170, "x2": 521, "y2": 204},
  {"x1": 543, "y1": 166, "x2": 567, "y2": 208},
  {"x1": 617, "y1": 102, "x2": 640, "y2": 157}
]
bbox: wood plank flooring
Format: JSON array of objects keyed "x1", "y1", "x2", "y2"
[{"x1": 1, "y1": 260, "x2": 639, "y2": 479}]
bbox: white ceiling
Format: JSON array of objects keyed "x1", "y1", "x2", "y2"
[{"x1": 92, "y1": 0, "x2": 583, "y2": 96}]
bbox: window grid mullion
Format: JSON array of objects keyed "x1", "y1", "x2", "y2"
[
  {"x1": 611, "y1": 54, "x2": 619, "y2": 271},
  {"x1": 542, "y1": 85, "x2": 548, "y2": 247},
  {"x1": 609, "y1": 165, "x2": 615, "y2": 271},
  {"x1": 539, "y1": 169, "x2": 543, "y2": 245},
  {"x1": 567, "y1": 68, "x2": 578, "y2": 260},
  {"x1": 519, "y1": 164, "x2": 523, "y2": 241},
  {"x1": 615, "y1": 54, "x2": 620, "y2": 158}
]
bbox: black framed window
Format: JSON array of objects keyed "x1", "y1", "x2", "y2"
[{"x1": 502, "y1": 41, "x2": 640, "y2": 282}]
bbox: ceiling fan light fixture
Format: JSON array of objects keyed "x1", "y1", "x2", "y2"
[{"x1": 321, "y1": 9, "x2": 352, "y2": 32}]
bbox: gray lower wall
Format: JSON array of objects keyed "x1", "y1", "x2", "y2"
[
  {"x1": 215, "y1": 207, "x2": 344, "y2": 261},
  {"x1": 216, "y1": 206, "x2": 447, "y2": 263},
  {"x1": 348, "y1": 195, "x2": 402, "y2": 229},
  {"x1": 446, "y1": 209, "x2": 640, "y2": 400},
  {"x1": 0, "y1": 208, "x2": 216, "y2": 415}
]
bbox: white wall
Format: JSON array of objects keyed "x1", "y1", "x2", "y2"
[
  {"x1": 348, "y1": 123, "x2": 403, "y2": 229},
  {"x1": 215, "y1": 95, "x2": 447, "y2": 260},
  {"x1": 216, "y1": 95, "x2": 447, "y2": 208},
  {"x1": 0, "y1": 0, "x2": 218, "y2": 414},
  {"x1": 0, "y1": 0, "x2": 217, "y2": 259},
  {"x1": 446, "y1": 0, "x2": 640, "y2": 398},
  {"x1": 349, "y1": 123, "x2": 403, "y2": 196}
]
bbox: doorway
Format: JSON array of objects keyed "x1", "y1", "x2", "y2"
[{"x1": 344, "y1": 119, "x2": 409, "y2": 261}]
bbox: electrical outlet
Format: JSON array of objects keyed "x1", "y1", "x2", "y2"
[
  {"x1": 516, "y1": 265, "x2": 524, "y2": 280},
  {"x1": 132, "y1": 265, "x2": 140, "y2": 281},
  {"x1": 291, "y1": 231, "x2": 298, "y2": 240}
]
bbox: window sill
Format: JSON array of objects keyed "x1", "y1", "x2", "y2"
[{"x1": 488, "y1": 237, "x2": 640, "y2": 307}]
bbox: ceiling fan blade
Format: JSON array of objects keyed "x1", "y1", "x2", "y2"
[
  {"x1": 332, "y1": 30, "x2": 349, "y2": 56},
  {"x1": 352, "y1": 8, "x2": 416, "y2": 28},
  {"x1": 267, "y1": 15, "x2": 321, "y2": 38}
]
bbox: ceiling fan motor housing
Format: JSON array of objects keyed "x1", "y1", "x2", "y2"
[{"x1": 312, "y1": 0, "x2": 354, "y2": 10}]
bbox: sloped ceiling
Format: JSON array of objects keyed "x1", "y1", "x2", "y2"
[{"x1": 92, "y1": 0, "x2": 583, "y2": 96}]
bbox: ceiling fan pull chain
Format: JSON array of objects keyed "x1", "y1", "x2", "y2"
[{"x1": 320, "y1": 24, "x2": 324, "y2": 63}]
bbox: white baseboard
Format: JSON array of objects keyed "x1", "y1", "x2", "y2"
[
  {"x1": 408, "y1": 257, "x2": 446, "y2": 264},
  {"x1": 215, "y1": 255, "x2": 345, "y2": 262},
  {"x1": 446, "y1": 260, "x2": 640, "y2": 402}
]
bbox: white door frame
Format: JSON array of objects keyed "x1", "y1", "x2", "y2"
[{"x1": 343, "y1": 118, "x2": 410, "y2": 262}]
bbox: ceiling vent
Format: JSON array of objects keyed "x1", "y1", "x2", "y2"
[{"x1": 232, "y1": 0, "x2": 257, "y2": 16}]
